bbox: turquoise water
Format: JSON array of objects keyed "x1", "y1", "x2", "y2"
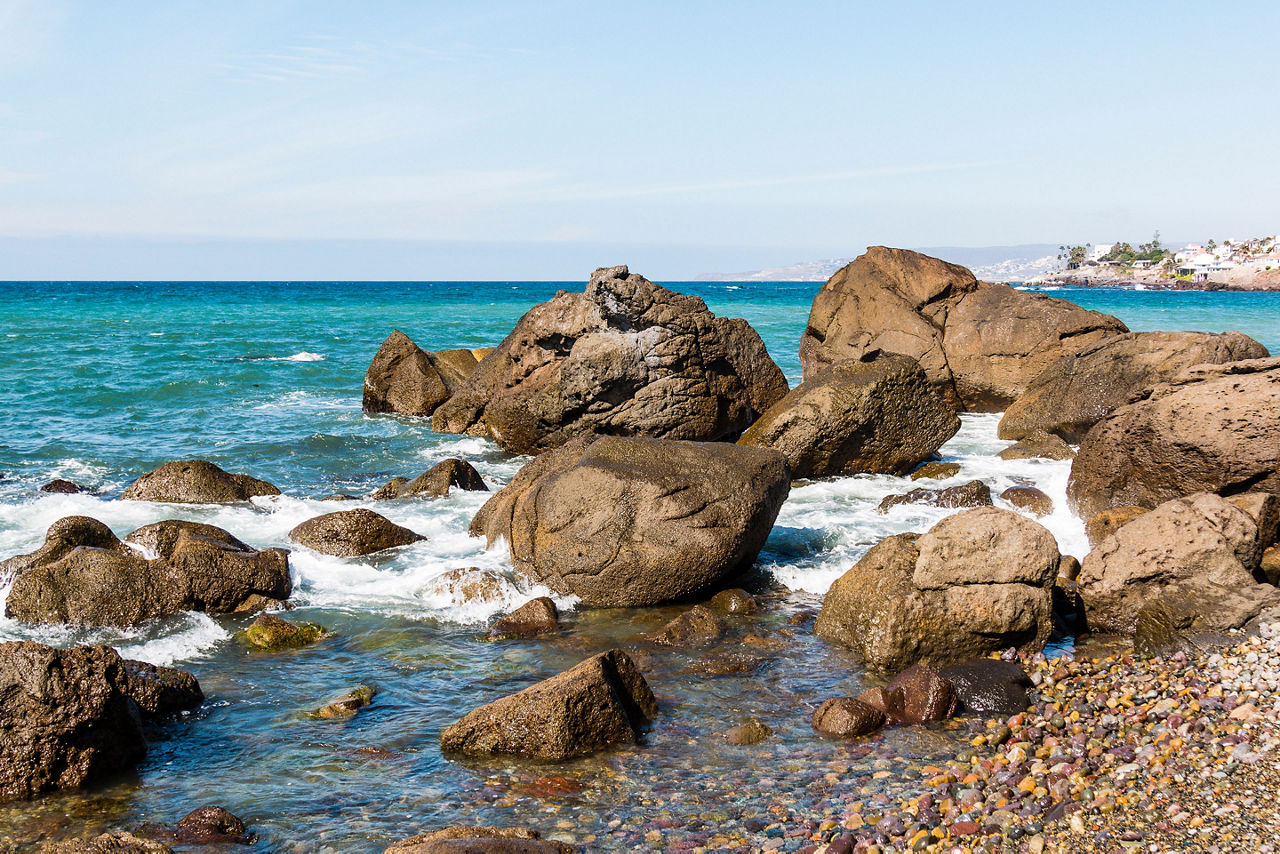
[{"x1": 0, "y1": 280, "x2": 1276, "y2": 851}]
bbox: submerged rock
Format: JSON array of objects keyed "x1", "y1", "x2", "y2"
[
  {"x1": 487, "y1": 597, "x2": 560, "y2": 640},
  {"x1": 311, "y1": 685, "x2": 376, "y2": 719},
  {"x1": 709, "y1": 588, "x2": 758, "y2": 615},
  {"x1": 878, "y1": 480, "x2": 992, "y2": 513},
  {"x1": 244, "y1": 613, "x2": 324, "y2": 650},
  {"x1": 648, "y1": 605, "x2": 728, "y2": 648},
  {"x1": 384, "y1": 826, "x2": 573, "y2": 854},
  {"x1": 724, "y1": 718, "x2": 772, "y2": 745},
  {"x1": 440, "y1": 649, "x2": 656, "y2": 761},
  {"x1": 811, "y1": 697, "x2": 886, "y2": 738},
  {"x1": 288, "y1": 508, "x2": 424, "y2": 557},
  {"x1": 121, "y1": 460, "x2": 280, "y2": 504},
  {"x1": 737, "y1": 353, "x2": 958, "y2": 478},
  {"x1": 471, "y1": 435, "x2": 789, "y2": 607},
  {"x1": 362, "y1": 330, "x2": 480, "y2": 417},
  {"x1": 425, "y1": 567, "x2": 507, "y2": 605},
  {"x1": 433, "y1": 265, "x2": 788, "y2": 453}
]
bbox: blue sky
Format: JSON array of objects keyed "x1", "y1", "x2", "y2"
[{"x1": 1, "y1": 1, "x2": 1277, "y2": 279}]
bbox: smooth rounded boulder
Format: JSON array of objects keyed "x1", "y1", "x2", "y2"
[
  {"x1": 289, "y1": 508, "x2": 424, "y2": 557},
  {"x1": 121, "y1": 460, "x2": 280, "y2": 504},
  {"x1": 470, "y1": 435, "x2": 790, "y2": 607},
  {"x1": 1068, "y1": 357, "x2": 1280, "y2": 518},
  {"x1": 432, "y1": 265, "x2": 789, "y2": 454},
  {"x1": 939, "y1": 659, "x2": 1034, "y2": 715},
  {"x1": 815, "y1": 508, "x2": 1059, "y2": 673},
  {"x1": 737, "y1": 353, "x2": 958, "y2": 478},
  {"x1": 999, "y1": 330, "x2": 1268, "y2": 443},
  {"x1": 5, "y1": 518, "x2": 291, "y2": 628},
  {"x1": 798, "y1": 247, "x2": 1127, "y2": 410},
  {"x1": 811, "y1": 697, "x2": 885, "y2": 738},
  {"x1": 362, "y1": 329, "x2": 479, "y2": 417}
]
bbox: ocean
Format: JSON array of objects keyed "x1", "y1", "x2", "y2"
[{"x1": 1, "y1": 280, "x2": 1277, "y2": 850}]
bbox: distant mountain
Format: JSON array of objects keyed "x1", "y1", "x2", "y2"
[{"x1": 697, "y1": 244, "x2": 1062, "y2": 282}]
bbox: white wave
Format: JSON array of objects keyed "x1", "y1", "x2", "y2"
[
  {"x1": 113, "y1": 612, "x2": 230, "y2": 666},
  {"x1": 276, "y1": 351, "x2": 326, "y2": 362},
  {"x1": 250, "y1": 390, "x2": 356, "y2": 412}
]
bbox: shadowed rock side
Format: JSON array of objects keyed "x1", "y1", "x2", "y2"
[
  {"x1": 1067, "y1": 357, "x2": 1280, "y2": 519},
  {"x1": 4, "y1": 518, "x2": 290, "y2": 628},
  {"x1": 440, "y1": 649, "x2": 657, "y2": 761},
  {"x1": 119, "y1": 659, "x2": 203, "y2": 719},
  {"x1": 385, "y1": 827, "x2": 573, "y2": 854},
  {"x1": 798, "y1": 247, "x2": 1127, "y2": 411},
  {"x1": 121, "y1": 460, "x2": 279, "y2": 504},
  {"x1": 470, "y1": 435, "x2": 790, "y2": 607},
  {"x1": 432, "y1": 265, "x2": 789, "y2": 454},
  {"x1": 999, "y1": 330, "x2": 1269, "y2": 442},
  {"x1": 737, "y1": 353, "x2": 959, "y2": 478},
  {"x1": 815, "y1": 507, "x2": 1059, "y2": 673},
  {"x1": 371, "y1": 458, "x2": 487, "y2": 499},
  {"x1": 288, "y1": 508, "x2": 424, "y2": 557},
  {"x1": 362, "y1": 329, "x2": 479, "y2": 417}
]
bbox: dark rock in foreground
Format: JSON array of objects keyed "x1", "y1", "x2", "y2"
[
  {"x1": 121, "y1": 460, "x2": 280, "y2": 504},
  {"x1": 440, "y1": 649, "x2": 656, "y2": 761},
  {"x1": 289, "y1": 508, "x2": 424, "y2": 557},
  {"x1": 362, "y1": 330, "x2": 480, "y2": 417},
  {"x1": 119, "y1": 659, "x2": 203, "y2": 719},
  {"x1": 433, "y1": 265, "x2": 789, "y2": 454},
  {"x1": 384, "y1": 826, "x2": 573, "y2": 854},
  {"x1": 471, "y1": 435, "x2": 790, "y2": 607}
]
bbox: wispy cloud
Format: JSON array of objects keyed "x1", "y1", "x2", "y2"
[{"x1": 216, "y1": 32, "x2": 379, "y2": 84}]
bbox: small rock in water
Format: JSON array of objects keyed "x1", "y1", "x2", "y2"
[
  {"x1": 709, "y1": 588, "x2": 758, "y2": 615},
  {"x1": 172, "y1": 805, "x2": 252, "y2": 844},
  {"x1": 244, "y1": 613, "x2": 324, "y2": 650},
  {"x1": 487, "y1": 596, "x2": 560, "y2": 639},
  {"x1": 39, "y1": 479, "x2": 86, "y2": 494},
  {"x1": 311, "y1": 685, "x2": 376, "y2": 719},
  {"x1": 724, "y1": 718, "x2": 772, "y2": 745}
]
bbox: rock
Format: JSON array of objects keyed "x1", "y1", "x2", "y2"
[
  {"x1": 724, "y1": 718, "x2": 772, "y2": 745},
  {"x1": 1262, "y1": 546, "x2": 1280, "y2": 586},
  {"x1": 1067, "y1": 357, "x2": 1280, "y2": 518},
  {"x1": 288, "y1": 508, "x2": 424, "y2": 557},
  {"x1": 996, "y1": 432, "x2": 1075, "y2": 461},
  {"x1": 938, "y1": 659, "x2": 1034, "y2": 715},
  {"x1": 432, "y1": 265, "x2": 789, "y2": 453},
  {"x1": 487, "y1": 597, "x2": 559, "y2": 640},
  {"x1": 172, "y1": 806, "x2": 251, "y2": 845},
  {"x1": 231, "y1": 593, "x2": 287, "y2": 614},
  {"x1": 815, "y1": 508, "x2": 1059, "y2": 672},
  {"x1": 709, "y1": 588, "x2": 758, "y2": 615},
  {"x1": 5, "y1": 519, "x2": 291, "y2": 628},
  {"x1": 38, "y1": 832, "x2": 172, "y2": 853},
  {"x1": 312, "y1": 685, "x2": 376, "y2": 719},
  {"x1": 440, "y1": 649, "x2": 656, "y2": 761},
  {"x1": 1057, "y1": 555, "x2": 1081, "y2": 582},
  {"x1": 40, "y1": 479, "x2": 85, "y2": 494},
  {"x1": 811, "y1": 697, "x2": 886, "y2": 738},
  {"x1": 0, "y1": 642, "x2": 146, "y2": 802},
  {"x1": 878, "y1": 480, "x2": 992, "y2": 513},
  {"x1": 999, "y1": 330, "x2": 1268, "y2": 442},
  {"x1": 384, "y1": 827, "x2": 572, "y2": 854},
  {"x1": 1001, "y1": 485, "x2": 1053, "y2": 517},
  {"x1": 121, "y1": 460, "x2": 279, "y2": 504},
  {"x1": 244, "y1": 613, "x2": 324, "y2": 650},
  {"x1": 648, "y1": 605, "x2": 728, "y2": 648},
  {"x1": 1084, "y1": 506, "x2": 1149, "y2": 548},
  {"x1": 371, "y1": 459, "x2": 488, "y2": 500},
  {"x1": 361, "y1": 330, "x2": 478, "y2": 417},
  {"x1": 425, "y1": 567, "x2": 507, "y2": 605},
  {"x1": 910, "y1": 462, "x2": 961, "y2": 481},
  {"x1": 1134, "y1": 585, "x2": 1280, "y2": 657},
  {"x1": 737, "y1": 353, "x2": 959, "y2": 478},
  {"x1": 470, "y1": 435, "x2": 790, "y2": 607},
  {"x1": 884, "y1": 664, "x2": 957, "y2": 723},
  {"x1": 1226, "y1": 491, "x2": 1280, "y2": 549},
  {"x1": 798, "y1": 246, "x2": 1127, "y2": 410},
  {"x1": 1078, "y1": 493, "x2": 1269, "y2": 634},
  {"x1": 119, "y1": 660, "x2": 203, "y2": 719}
]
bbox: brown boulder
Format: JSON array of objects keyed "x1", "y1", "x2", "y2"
[
  {"x1": 1085, "y1": 506, "x2": 1149, "y2": 548},
  {"x1": 384, "y1": 827, "x2": 572, "y2": 854},
  {"x1": 999, "y1": 331, "x2": 1269, "y2": 443},
  {"x1": 1134, "y1": 585, "x2": 1280, "y2": 657},
  {"x1": 648, "y1": 605, "x2": 728, "y2": 648},
  {"x1": 121, "y1": 460, "x2": 279, "y2": 504},
  {"x1": 811, "y1": 697, "x2": 886, "y2": 738},
  {"x1": 425, "y1": 567, "x2": 507, "y2": 605},
  {"x1": 371, "y1": 458, "x2": 488, "y2": 499},
  {"x1": 878, "y1": 480, "x2": 992, "y2": 514},
  {"x1": 39, "y1": 832, "x2": 172, "y2": 853},
  {"x1": 885, "y1": 664, "x2": 957, "y2": 723},
  {"x1": 1068, "y1": 357, "x2": 1280, "y2": 519},
  {"x1": 40, "y1": 479, "x2": 85, "y2": 494},
  {"x1": 0, "y1": 516, "x2": 123, "y2": 586},
  {"x1": 119, "y1": 660, "x2": 203, "y2": 719},
  {"x1": 996, "y1": 432, "x2": 1075, "y2": 461},
  {"x1": 709, "y1": 588, "x2": 758, "y2": 615},
  {"x1": 1079, "y1": 493, "x2": 1268, "y2": 634},
  {"x1": 288, "y1": 508, "x2": 424, "y2": 557},
  {"x1": 798, "y1": 247, "x2": 1127, "y2": 410},
  {"x1": 737, "y1": 353, "x2": 958, "y2": 478},
  {"x1": 910, "y1": 462, "x2": 961, "y2": 481},
  {"x1": 815, "y1": 508, "x2": 1059, "y2": 673},
  {"x1": 172, "y1": 806, "x2": 251, "y2": 845},
  {"x1": 362, "y1": 330, "x2": 478, "y2": 417},
  {"x1": 440, "y1": 649, "x2": 656, "y2": 761},
  {"x1": 724, "y1": 718, "x2": 772, "y2": 745},
  {"x1": 938, "y1": 660, "x2": 1033, "y2": 716},
  {"x1": 470, "y1": 435, "x2": 790, "y2": 607},
  {"x1": 1263, "y1": 546, "x2": 1280, "y2": 587},
  {"x1": 432, "y1": 265, "x2": 789, "y2": 453},
  {"x1": 487, "y1": 597, "x2": 560, "y2": 640},
  {"x1": 5, "y1": 519, "x2": 291, "y2": 628},
  {"x1": 1226, "y1": 492, "x2": 1280, "y2": 549},
  {"x1": 1000, "y1": 486, "x2": 1053, "y2": 517}
]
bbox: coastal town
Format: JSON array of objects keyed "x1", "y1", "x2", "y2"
[{"x1": 1040, "y1": 233, "x2": 1280, "y2": 290}]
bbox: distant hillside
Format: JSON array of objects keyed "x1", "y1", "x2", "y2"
[{"x1": 697, "y1": 244, "x2": 1061, "y2": 282}]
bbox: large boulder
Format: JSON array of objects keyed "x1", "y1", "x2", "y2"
[
  {"x1": 432, "y1": 265, "x2": 789, "y2": 453},
  {"x1": 362, "y1": 329, "x2": 479, "y2": 417},
  {"x1": 1067, "y1": 358, "x2": 1280, "y2": 519},
  {"x1": 121, "y1": 460, "x2": 279, "y2": 504},
  {"x1": 1134, "y1": 586, "x2": 1280, "y2": 657},
  {"x1": 471, "y1": 435, "x2": 789, "y2": 607},
  {"x1": 798, "y1": 247, "x2": 1127, "y2": 410},
  {"x1": 737, "y1": 353, "x2": 958, "y2": 478},
  {"x1": 0, "y1": 643, "x2": 147, "y2": 802},
  {"x1": 5, "y1": 518, "x2": 291, "y2": 628},
  {"x1": 1000, "y1": 331, "x2": 1269, "y2": 442},
  {"x1": 814, "y1": 508, "x2": 1059, "y2": 673},
  {"x1": 288, "y1": 508, "x2": 424, "y2": 557},
  {"x1": 1077, "y1": 492, "x2": 1270, "y2": 634},
  {"x1": 440, "y1": 649, "x2": 657, "y2": 761}
]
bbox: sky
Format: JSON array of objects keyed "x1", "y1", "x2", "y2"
[{"x1": 1, "y1": 1, "x2": 1277, "y2": 279}]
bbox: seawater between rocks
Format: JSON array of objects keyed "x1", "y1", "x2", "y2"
[{"x1": 1, "y1": 281, "x2": 1278, "y2": 851}]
